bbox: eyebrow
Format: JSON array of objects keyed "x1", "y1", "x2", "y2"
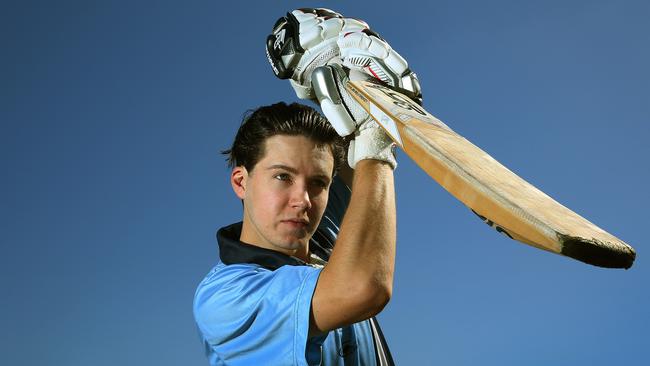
[
  {"x1": 267, "y1": 164, "x2": 298, "y2": 173},
  {"x1": 267, "y1": 164, "x2": 332, "y2": 181}
]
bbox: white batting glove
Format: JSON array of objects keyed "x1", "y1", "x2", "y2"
[
  {"x1": 266, "y1": 8, "x2": 367, "y2": 99},
  {"x1": 267, "y1": 8, "x2": 423, "y2": 169},
  {"x1": 266, "y1": 8, "x2": 421, "y2": 104},
  {"x1": 312, "y1": 64, "x2": 397, "y2": 169}
]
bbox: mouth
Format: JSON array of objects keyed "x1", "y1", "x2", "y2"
[{"x1": 281, "y1": 219, "x2": 309, "y2": 228}]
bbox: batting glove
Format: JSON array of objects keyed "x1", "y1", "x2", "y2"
[{"x1": 267, "y1": 8, "x2": 423, "y2": 169}]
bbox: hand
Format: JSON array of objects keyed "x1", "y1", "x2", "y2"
[
  {"x1": 266, "y1": 8, "x2": 367, "y2": 99},
  {"x1": 267, "y1": 8, "x2": 423, "y2": 169},
  {"x1": 266, "y1": 8, "x2": 421, "y2": 103},
  {"x1": 312, "y1": 64, "x2": 398, "y2": 170}
]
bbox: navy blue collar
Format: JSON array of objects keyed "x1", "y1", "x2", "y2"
[{"x1": 217, "y1": 222, "x2": 311, "y2": 270}]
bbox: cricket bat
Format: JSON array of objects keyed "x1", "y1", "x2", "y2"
[{"x1": 346, "y1": 80, "x2": 636, "y2": 269}]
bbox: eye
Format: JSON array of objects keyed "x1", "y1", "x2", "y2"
[
  {"x1": 311, "y1": 179, "x2": 329, "y2": 189},
  {"x1": 274, "y1": 173, "x2": 291, "y2": 182}
]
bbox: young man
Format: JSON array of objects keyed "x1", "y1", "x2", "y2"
[{"x1": 194, "y1": 8, "x2": 422, "y2": 365}]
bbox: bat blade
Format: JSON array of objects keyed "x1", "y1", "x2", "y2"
[{"x1": 346, "y1": 80, "x2": 636, "y2": 269}]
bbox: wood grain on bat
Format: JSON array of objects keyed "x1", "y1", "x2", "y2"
[{"x1": 346, "y1": 80, "x2": 635, "y2": 268}]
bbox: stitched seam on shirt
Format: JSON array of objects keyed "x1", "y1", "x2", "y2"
[
  {"x1": 293, "y1": 270, "x2": 308, "y2": 365},
  {"x1": 294, "y1": 269, "x2": 313, "y2": 365}
]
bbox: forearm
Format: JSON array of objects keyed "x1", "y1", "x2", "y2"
[
  {"x1": 333, "y1": 160, "x2": 395, "y2": 285},
  {"x1": 319, "y1": 160, "x2": 396, "y2": 315}
]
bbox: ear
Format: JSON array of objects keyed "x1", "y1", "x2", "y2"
[{"x1": 231, "y1": 166, "x2": 248, "y2": 199}]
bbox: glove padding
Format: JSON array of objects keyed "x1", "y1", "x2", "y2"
[
  {"x1": 266, "y1": 8, "x2": 367, "y2": 99},
  {"x1": 312, "y1": 64, "x2": 396, "y2": 169},
  {"x1": 267, "y1": 8, "x2": 422, "y2": 170},
  {"x1": 266, "y1": 8, "x2": 421, "y2": 103}
]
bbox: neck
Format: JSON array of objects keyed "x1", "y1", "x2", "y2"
[{"x1": 239, "y1": 219, "x2": 311, "y2": 263}]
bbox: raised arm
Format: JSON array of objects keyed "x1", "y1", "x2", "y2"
[
  {"x1": 266, "y1": 8, "x2": 422, "y2": 336},
  {"x1": 312, "y1": 160, "x2": 395, "y2": 334}
]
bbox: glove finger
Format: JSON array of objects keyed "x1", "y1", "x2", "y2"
[
  {"x1": 300, "y1": 17, "x2": 345, "y2": 50},
  {"x1": 340, "y1": 32, "x2": 409, "y2": 87},
  {"x1": 312, "y1": 65, "x2": 358, "y2": 136}
]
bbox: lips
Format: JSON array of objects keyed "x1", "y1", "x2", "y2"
[{"x1": 281, "y1": 218, "x2": 309, "y2": 228}]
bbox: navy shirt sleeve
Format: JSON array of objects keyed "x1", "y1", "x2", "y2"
[{"x1": 316, "y1": 175, "x2": 351, "y2": 250}]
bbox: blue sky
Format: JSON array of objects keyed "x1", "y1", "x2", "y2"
[{"x1": 2, "y1": 1, "x2": 648, "y2": 365}]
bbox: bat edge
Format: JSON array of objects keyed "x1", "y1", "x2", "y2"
[{"x1": 560, "y1": 235, "x2": 636, "y2": 269}]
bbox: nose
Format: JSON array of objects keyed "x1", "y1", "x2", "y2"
[{"x1": 289, "y1": 184, "x2": 312, "y2": 210}]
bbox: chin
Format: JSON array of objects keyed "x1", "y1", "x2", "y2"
[
  {"x1": 275, "y1": 236, "x2": 307, "y2": 251},
  {"x1": 280, "y1": 240, "x2": 305, "y2": 250}
]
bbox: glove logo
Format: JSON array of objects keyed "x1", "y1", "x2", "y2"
[{"x1": 273, "y1": 29, "x2": 286, "y2": 51}]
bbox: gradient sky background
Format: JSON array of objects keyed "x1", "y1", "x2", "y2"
[{"x1": 2, "y1": 1, "x2": 648, "y2": 365}]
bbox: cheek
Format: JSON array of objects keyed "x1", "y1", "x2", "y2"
[
  {"x1": 251, "y1": 185, "x2": 289, "y2": 218},
  {"x1": 309, "y1": 194, "x2": 329, "y2": 218}
]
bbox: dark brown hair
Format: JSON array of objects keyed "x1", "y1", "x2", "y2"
[{"x1": 223, "y1": 102, "x2": 345, "y2": 174}]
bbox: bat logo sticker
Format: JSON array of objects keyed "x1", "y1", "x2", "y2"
[{"x1": 365, "y1": 83, "x2": 427, "y2": 116}]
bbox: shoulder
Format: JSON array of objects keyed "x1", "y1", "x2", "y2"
[
  {"x1": 193, "y1": 262, "x2": 321, "y2": 338},
  {"x1": 193, "y1": 262, "x2": 268, "y2": 316},
  {"x1": 195, "y1": 262, "x2": 318, "y2": 298}
]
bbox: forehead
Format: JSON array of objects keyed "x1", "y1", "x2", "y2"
[{"x1": 258, "y1": 135, "x2": 334, "y2": 175}]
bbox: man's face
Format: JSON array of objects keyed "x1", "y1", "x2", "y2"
[{"x1": 233, "y1": 135, "x2": 334, "y2": 259}]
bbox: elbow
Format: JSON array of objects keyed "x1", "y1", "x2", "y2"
[
  {"x1": 357, "y1": 281, "x2": 392, "y2": 316},
  {"x1": 374, "y1": 283, "x2": 392, "y2": 312},
  {"x1": 320, "y1": 266, "x2": 394, "y2": 323}
]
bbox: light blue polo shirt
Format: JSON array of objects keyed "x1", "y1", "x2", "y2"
[
  {"x1": 193, "y1": 177, "x2": 393, "y2": 365},
  {"x1": 194, "y1": 257, "x2": 377, "y2": 365}
]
